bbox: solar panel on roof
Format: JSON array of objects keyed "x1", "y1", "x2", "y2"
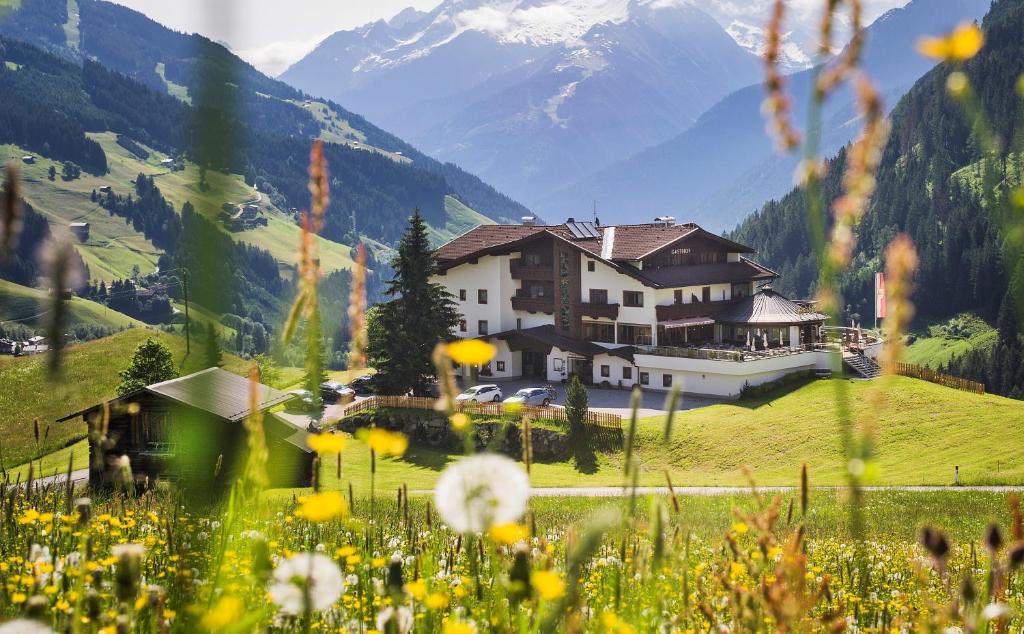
[{"x1": 567, "y1": 221, "x2": 599, "y2": 240}]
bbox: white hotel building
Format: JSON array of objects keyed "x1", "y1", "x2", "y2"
[{"x1": 432, "y1": 218, "x2": 837, "y2": 398}]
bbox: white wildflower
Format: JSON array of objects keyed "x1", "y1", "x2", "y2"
[
  {"x1": 376, "y1": 606, "x2": 413, "y2": 634},
  {"x1": 268, "y1": 553, "x2": 344, "y2": 615},
  {"x1": 433, "y1": 453, "x2": 529, "y2": 533}
]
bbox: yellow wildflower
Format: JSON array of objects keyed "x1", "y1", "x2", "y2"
[
  {"x1": 361, "y1": 429, "x2": 408, "y2": 457},
  {"x1": 449, "y1": 413, "x2": 470, "y2": 431},
  {"x1": 489, "y1": 523, "x2": 529, "y2": 545},
  {"x1": 405, "y1": 579, "x2": 427, "y2": 601},
  {"x1": 446, "y1": 339, "x2": 496, "y2": 365},
  {"x1": 917, "y1": 22, "x2": 983, "y2": 61},
  {"x1": 443, "y1": 622, "x2": 476, "y2": 634},
  {"x1": 202, "y1": 596, "x2": 244, "y2": 631},
  {"x1": 295, "y1": 491, "x2": 349, "y2": 523},
  {"x1": 732, "y1": 522, "x2": 749, "y2": 535},
  {"x1": 11, "y1": 592, "x2": 27, "y2": 604},
  {"x1": 425, "y1": 593, "x2": 449, "y2": 609},
  {"x1": 531, "y1": 570, "x2": 566, "y2": 601},
  {"x1": 308, "y1": 432, "x2": 348, "y2": 454},
  {"x1": 18, "y1": 509, "x2": 39, "y2": 525}
]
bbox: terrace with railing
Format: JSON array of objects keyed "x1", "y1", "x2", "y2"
[{"x1": 634, "y1": 342, "x2": 838, "y2": 362}]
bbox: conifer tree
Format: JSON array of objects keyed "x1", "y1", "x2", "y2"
[
  {"x1": 304, "y1": 298, "x2": 327, "y2": 408},
  {"x1": 368, "y1": 210, "x2": 458, "y2": 395}
]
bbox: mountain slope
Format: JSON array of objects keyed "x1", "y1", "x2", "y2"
[
  {"x1": 282, "y1": 0, "x2": 761, "y2": 207},
  {"x1": 536, "y1": 0, "x2": 991, "y2": 229},
  {"x1": 0, "y1": 0, "x2": 528, "y2": 233},
  {"x1": 729, "y1": 0, "x2": 1024, "y2": 397}
]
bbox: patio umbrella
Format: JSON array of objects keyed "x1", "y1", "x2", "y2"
[
  {"x1": 746, "y1": 331, "x2": 751, "y2": 348},
  {"x1": 762, "y1": 331, "x2": 768, "y2": 349}
]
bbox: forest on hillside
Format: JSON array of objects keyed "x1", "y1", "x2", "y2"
[{"x1": 730, "y1": 0, "x2": 1024, "y2": 397}]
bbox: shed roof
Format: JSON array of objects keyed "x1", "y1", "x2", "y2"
[
  {"x1": 57, "y1": 367, "x2": 292, "y2": 423},
  {"x1": 714, "y1": 287, "x2": 828, "y2": 325},
  {"x1": 146, "y1": 368, "x2": 291, "y2": 421}
]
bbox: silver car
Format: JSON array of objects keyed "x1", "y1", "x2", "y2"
[{"x1": 503, "y1": 386, "x2": 556, "y2": 407}]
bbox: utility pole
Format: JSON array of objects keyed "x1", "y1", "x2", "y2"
[{"x1": 183, "y1": 270, "x2": 190, "y2": 354}]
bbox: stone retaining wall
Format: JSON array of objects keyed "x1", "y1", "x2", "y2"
[{"x1": 335, "y1": 411, "x2": 574, "y2": 462}]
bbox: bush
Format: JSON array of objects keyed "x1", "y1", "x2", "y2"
[{"x1": 739, "y1": 370, "x2": 815, "y2": 399}]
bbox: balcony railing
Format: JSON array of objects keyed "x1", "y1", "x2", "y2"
[
  {"x1": 510, "y1": 260, "x2": 553, "y2": 280},
  {"x1": 634, "y1": 343, "x2": 837, "y2": 362},
  {"x1": 654, "y1": 298, "x2": 742, "y2": 321},
  {"x1": 576, "y1": 302, "x2": 619, "y2": 320},
  {"x1": 511, "y1": 295, "x2": 554, "y2": 314}
]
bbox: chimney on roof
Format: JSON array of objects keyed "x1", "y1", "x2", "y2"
[
  {"x1": 521, "y1": 215, "x2": 537, "y2": 226},
  {"x1": 566, "y1": 217, "x2": 575, "y2": 223},
  {"x1": 654, "y1": 215, "x2": 675, "y2": 226}
]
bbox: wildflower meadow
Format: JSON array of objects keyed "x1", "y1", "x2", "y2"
[{"x1": 2, "y1": 0, "x2": 1024, "y2": 632}]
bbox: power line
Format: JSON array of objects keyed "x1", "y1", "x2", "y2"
[{"x1": 0, "y1": 309, "x2": 54, "y2": 325}]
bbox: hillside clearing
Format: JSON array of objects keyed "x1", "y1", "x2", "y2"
[
  {"x1": 905, "y1": 313, "x2": 997, "y2": 368},
  {"x1": 0, "y1": 278, "x2": 142, "y2": 329}
]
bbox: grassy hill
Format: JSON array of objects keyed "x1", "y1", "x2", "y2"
[
  {"x1": 316, "y1": 376, "x2": 1024, "y2": 494},
  {"x1": 11, "y1": 374, "x2": 1023, "y2": 491},
  {"x1": 0, "y1": 328, "x2": 249, "y2": 469},
  {"x1": 427, "y1": 196, "x2": 497, "y2": 246},
  {"x1": 0, "y1": 278, "x2": 142, "y2": 329},
  {"x1": 904, "y1": 313, "x2": 998, "y2": 368},
  {"x1": 3, "y1": 136, "x2": 361, "y2": 281}
]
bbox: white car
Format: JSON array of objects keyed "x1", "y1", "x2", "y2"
[{"x1": 455, "y1": 384, "x2": 503, "y2": 403}]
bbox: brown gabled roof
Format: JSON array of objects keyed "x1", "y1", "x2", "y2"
[
  {"x1": 434, "y1": 224, "x2": 546, "y2": 263},
  {"x1": 434, "y1": 222, "x2": 767, "y2": 288},
  {"x1": 602, "y1": 224, "x2": 698, "y2": 259}
]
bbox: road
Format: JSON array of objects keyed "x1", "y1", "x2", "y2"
[
  {"x1": 8, "y1": 469, "x2": 89, "y2": 489},
  {"x1": 14, "y1": 470, "x2": 1022, "y2": 497},
  {"x1": 510, "y1": 485, "x2": 1024, "y2": 497}
]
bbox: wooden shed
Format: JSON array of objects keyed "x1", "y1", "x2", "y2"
[{"x1": 58, "y1": 368, "x2": 313, "y2": 493}]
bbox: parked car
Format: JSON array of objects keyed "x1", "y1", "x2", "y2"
[
  {"x1": 455, "y1": 384, "x2": 503, "y2": 403},
  {"x1": 287, "y1": 389, "x2": 316, "y2": 411},
  {"x1": 350, "y1": 375, "x2": 377, "y2": 396},
  {"x1": 320, "y1": 381, "x2": 355, "y2": 404},
  {"x1": 503, "y1": 386, "x2": 556, "y2": 407}
]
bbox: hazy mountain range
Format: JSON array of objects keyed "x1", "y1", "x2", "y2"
[
  {"x1": 535, "y1": 0, "x2": 991, "y2": 230},
  {"x1": 280, "y1": 0, "x2": 979, "y2": 224},
  {"x1": 282, "y1": 0, "x2": 767, "y2": 205}
]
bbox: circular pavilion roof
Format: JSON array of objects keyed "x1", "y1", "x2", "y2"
[{"x1": 714, "y1": 287, "x2": 827, "y2": 325}]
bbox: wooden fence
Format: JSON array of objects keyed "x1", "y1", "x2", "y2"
[
  {"x1": 893, "y1": 362, "x2": 985, "y2": 394},
  {"x1": 338, "y1": 395, "x2": 622, "y2": 429}
]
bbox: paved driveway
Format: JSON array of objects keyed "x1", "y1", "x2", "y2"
[
  {"x1": 273, "y1": 379, "x2": 722, "y2": 429},
  {"x1": 479, "y1": 378, "x2": 722, "y2": 418}
]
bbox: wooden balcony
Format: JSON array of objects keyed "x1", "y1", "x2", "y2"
[
  {"x1": 576, "y1": 302, "x2": 619, "y2": 320},
  {"x1": 655, "y1": 298, "x2": 740, "y2": 321},
  {"x1": 509, "y1": 260, "x2": 553, "y2": 280},
  {"x1": 511, "y1": 295, "x2": 554, "y2": 314}
]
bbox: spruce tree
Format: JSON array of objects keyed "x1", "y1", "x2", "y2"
[
  {"x1": 368, "y1": 210, "x2": 459, "y2": 395},
  {"x1": 564, "y1": 375, "x2": 589, "y2": 438}
]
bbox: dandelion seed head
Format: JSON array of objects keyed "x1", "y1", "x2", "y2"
[{"x1": 434, "y1": 454, "x2": 530, "y2": 533}]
